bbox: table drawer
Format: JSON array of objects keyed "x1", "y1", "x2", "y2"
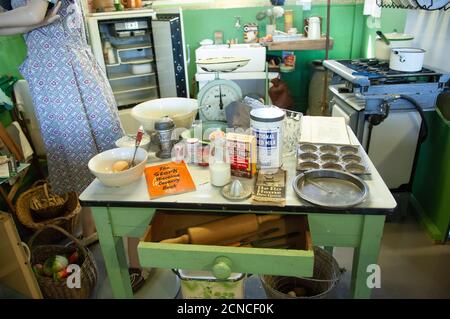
[{"x1": 137, "y1": 211, "x2": 314, "y2": 279}]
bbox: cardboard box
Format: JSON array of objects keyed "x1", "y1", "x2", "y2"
[{"x1": 226, "y1": 133, "x2": 257, "y2": 179}]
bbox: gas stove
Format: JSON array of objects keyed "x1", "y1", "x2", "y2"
[
  {"x1": 323, "y1": 58, "x2": 450, "y2": 113},
  {"x1": 324, "y1": 59, "x2": 450, "y2": 190}
]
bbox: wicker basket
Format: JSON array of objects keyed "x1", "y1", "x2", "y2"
[
  {"x1": 29, "y1": 225, "x2": 98, "y2": 299},
  {"x1": 16, "y1": 187, "x2": 80, "y2": 244},
  {"x1": 29, "y1": 180, "x2": 68, "y2": 220},
  {"x1": 260, "y1": 246, "x2": 342, "y2": 299}
]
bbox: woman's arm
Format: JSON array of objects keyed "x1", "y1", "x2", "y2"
[
  {"x1": 0, "y1": 2, "x2": 61, "y2": 35},
  {"x1": 0, "y1": 0, "x2": 50, "y2": 28}
]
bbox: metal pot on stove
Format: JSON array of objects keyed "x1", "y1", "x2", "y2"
[
  {"x1": 389, "y1": 48, "x2": 426, "y2": 72},
  {"x1": 375, "y1": 32, "x2": 414, "y2": 60}
]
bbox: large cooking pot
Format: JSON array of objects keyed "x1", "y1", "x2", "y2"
[
  {"x1": 389, "y1": 48, "x2": 426, "y2": 72},
  {"x1": 375, "y1": 32, "x2": 414, "y2": 60}
]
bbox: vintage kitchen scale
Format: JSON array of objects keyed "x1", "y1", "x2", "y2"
[{"x1": 196, "y1": 57, "x2": 251, "y2": 122}]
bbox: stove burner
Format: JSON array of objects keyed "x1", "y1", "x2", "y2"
[{"x1": 342, "y1": 59, "x2": 442, "y2": 82}]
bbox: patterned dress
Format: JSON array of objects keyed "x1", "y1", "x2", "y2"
[{"x1": 12, "y1": 0, "x2": 125, "y2": 195}]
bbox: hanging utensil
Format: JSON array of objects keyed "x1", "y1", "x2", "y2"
[{"x1": 129, "y1": 125, "x2": 144, "y2": 168}]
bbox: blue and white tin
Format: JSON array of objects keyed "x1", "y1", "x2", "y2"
[{"x1": 250, "y1": 107, "x2": 286, "y2": 169}]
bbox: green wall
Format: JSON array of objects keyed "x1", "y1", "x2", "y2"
[
  {"x1": 0, "y1": 35, "x2": 27, "y2": 78},
  {"x1": 183, "y1": 4, "x2": 366, "y2": 113},
  {"x1": 361, "y1": 8, "x2": 407, "y2": 58}
]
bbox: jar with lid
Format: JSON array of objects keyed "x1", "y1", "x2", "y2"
[{"x1": 209, "y1": 137, "x2": 231, "y2": 187}]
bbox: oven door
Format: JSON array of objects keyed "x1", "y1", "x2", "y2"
[
  {"x1": 330, "y1": 97, "x2": 365, "y2": 142},
  {"x1": 363, "y1": 110, "x2": 422, "y2": 189}
]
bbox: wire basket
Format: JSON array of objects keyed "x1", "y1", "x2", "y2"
[
  {"x1": 29, "y1": 225, "x2": 98, "y2": 299},
  {"x1": 260, "y1": 246, "x2": 342, "y2": 299}
]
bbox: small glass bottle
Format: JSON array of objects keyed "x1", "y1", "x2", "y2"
[{"x1": 209, "y1": 136, "x2": 231, "y2": 187}]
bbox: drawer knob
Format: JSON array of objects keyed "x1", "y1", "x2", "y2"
[{"x1": 212, "y1": 257, "x2": 232, "y2": 280}]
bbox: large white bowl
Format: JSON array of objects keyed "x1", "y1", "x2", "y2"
[
  {"x1": 131, "y1": 98, "x2": 199, "y2": 132},
  {"x1": 88, "y1": 147, "x2": 148, "y2": 187}
]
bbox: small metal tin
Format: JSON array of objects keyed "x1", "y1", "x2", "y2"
[
  {"x1": 298, "y1": 161, "x2": 320, "y2": 170},
  {"x1": 320, "y1": 154, "x2": 339, "y2": 163},
  {"x1": 345, "y1": 163, "x2": 366, "y2": 174},
  {"x1": 322, "y1": 163, "x2": 343, "y2": 171},
  {"x1": 296, "y1": 143, "x2": 370, "y2": 175},
  {"x1": 299, "y1": 152, "x2": 319, "y2": 162}
]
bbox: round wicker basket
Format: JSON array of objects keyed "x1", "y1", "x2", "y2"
[
  {"x1": 29, "y1": 225, "x2": 98, "y2": 299},
  {"x1": 260, "y1": 246, "x2": 342, "y2": 299},
  {"x1": 29, "y1": 181, "x2": 68, "y2": 220},
  {"x1": 16, "y1": 186, "x2": 80, "y2": 244}
]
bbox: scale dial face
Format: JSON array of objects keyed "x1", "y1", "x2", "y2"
[{"x1": 198, "y1": 79, "x2": 242, "y2": 122}]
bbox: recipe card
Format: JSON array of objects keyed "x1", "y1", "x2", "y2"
[{"x1": 144, "y1": 161, "x2": 196, "y2": 199}]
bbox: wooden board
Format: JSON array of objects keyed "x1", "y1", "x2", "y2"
[
  {"x1": 268, "y1": 37, "x2": 334, "y2": 51},
  {"x1": 0, "y1": 212, "x2": 42, "y2": 298}
]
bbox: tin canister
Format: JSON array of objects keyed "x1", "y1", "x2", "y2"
[{"x1": 250, "y1": 107, "x2": 286, "y2": 169}]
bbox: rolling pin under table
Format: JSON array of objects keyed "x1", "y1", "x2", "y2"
[{"x1": 160, "y1": 214, "x2": 282, "y2": 245}]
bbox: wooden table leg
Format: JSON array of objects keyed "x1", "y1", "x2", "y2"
[
  {"x1": 91, "y1": 207, "x2": 133, "y2": 299},
  {"x1": 351, "y1": 214, "x2": 385, "y2": 299}
]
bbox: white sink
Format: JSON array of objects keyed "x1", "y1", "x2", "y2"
[{"x1": 195, "y1": 43, "x2": 266, "y2": 73}]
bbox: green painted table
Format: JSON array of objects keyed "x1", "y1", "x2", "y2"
[{"x1": 80, "y1": 132, "x2": 396, "y2": 299}]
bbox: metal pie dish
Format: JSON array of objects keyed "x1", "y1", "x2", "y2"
[{"x1": 293, "y1": 169, "x2": 369, "y2": 209}]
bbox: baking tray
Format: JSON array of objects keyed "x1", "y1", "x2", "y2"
[
  {"x1": 296, "y1": 143, "x2": 370, "y2": 175},
  {"x1": 293, "y1": 169, "x2": 369, "y2": 209}
]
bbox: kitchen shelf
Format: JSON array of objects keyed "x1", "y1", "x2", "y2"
[
  {"x1": 114, "y1": 44, "x2": 153, "y2": 51},
  {"x1": 120, "y1": 57, "x2": 154, "y2": 65},
  {"x1": 112, "y1": 83, "x2": 157, "y2": 94},
  {"x1": 267, "y1": 37, "x2": 334, "y2": 51},
  {"x1": 109, "y1": 72, "x2": 155, "y2": 81},
  {"x1": 116, "y1": 95, "x2": 158, "y2": 107}
]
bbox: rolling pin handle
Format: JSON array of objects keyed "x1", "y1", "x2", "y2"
[
  {"x1": 256, "y1": 214, "x2": 282, "y2": 224},
  {"x1": 212, "y1": 256, "x2": 232, "y2": 280},
  {"x1": 160, "y1": 234, "x2": 190, "y2": 244}
]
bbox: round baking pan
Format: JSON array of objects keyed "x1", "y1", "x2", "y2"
[{"x1": 292, "y1": 169, "x2": 368, "y2": 209}]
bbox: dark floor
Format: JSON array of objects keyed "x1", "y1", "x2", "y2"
[{"x1": 90, "y1": 215, "x2": 450, "y2": 299}]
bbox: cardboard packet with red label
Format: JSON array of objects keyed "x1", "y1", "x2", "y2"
[{"x1": 226, "y1": 132, "x2": 257, "y2": 179}]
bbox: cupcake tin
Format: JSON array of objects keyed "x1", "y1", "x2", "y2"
[{"x1": 296, "y1": 143, "x2": 370, "y2": 175}]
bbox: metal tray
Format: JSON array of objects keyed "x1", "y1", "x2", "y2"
[
  {"x1": 296, "y1": 143, "x2": 370, "y2": 175},
  {"x1": 293, "y1": 169, "x2": 369, "y2": 209}
]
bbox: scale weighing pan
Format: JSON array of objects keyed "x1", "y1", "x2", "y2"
[
  {"x1": 196, "y1": 57, "x2": 250, "y2": 72},
  {"x1": 293, "y1": 169, "x2": 369, "y2": 209}
]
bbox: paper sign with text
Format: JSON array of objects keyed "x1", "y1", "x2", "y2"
[{"x1": 144, "y1": 161, "x2": 196, "y2": 199}]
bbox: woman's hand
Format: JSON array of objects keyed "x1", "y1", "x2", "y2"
[{"x1": 37, "y1": 1, "x2": 62, "y2": 28}]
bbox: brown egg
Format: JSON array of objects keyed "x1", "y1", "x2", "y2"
[{"x1": 112, "y1": 160, "x2": 129, "y2": 173}]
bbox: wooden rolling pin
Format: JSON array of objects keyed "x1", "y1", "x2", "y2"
[{"x1": 160, "y1": 214, "x2": 282, "y2": 245}]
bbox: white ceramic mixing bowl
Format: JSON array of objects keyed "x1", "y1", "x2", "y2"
[
  {"x1": 88, "y1": 147, "x2": 148, "y2": 187},
  {"x1": 131, "y1": 98, "x2": 199, "y2": 132}
]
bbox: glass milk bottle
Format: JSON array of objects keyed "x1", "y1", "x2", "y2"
[{"x1": 209, "y1": 137, "x2": 231, "y2": 187}]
